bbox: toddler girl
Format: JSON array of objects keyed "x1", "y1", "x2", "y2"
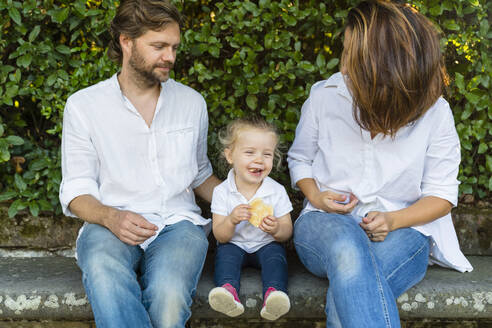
[{"x1": 208, "y1": 117, "x2": 293, "y2": 321}]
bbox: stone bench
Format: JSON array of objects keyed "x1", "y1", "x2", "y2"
[
  {"x1": 0, "y1": 255, "x2": 491, "y2": 323},
  {"x1": 0, "y1": 205, "x2": 491, "y2": 326}
]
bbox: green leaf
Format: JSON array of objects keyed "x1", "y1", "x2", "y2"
[
  {"x1": 46, "y1": 74, "x2": 57, "y2": 86},
  {"x1": 51, "y1": 8, "x2": 70, "y2": 23},
  {"x1": 8, "y1": 7, "x2": 21, "y2": 25},
  {"x1": 326, "y1": 58, "x2": 339, "y2": 70},
  {"x1": 30, "y1": 158, "x2": 49, "y2": 171},
  {"x1": 38, "y1": 199, "x2": 52, "y2": 211},
  {"x1": 17, "y1": 54, "x2": 32, "y2": 68},
  {"x1": 486, "y1": 155, "x2": 492, "y2": 173},
  {"x1": 316, "y1": 53, "x2": 326, "y2": 69},
  {"x1": 478, "y1": 143, "x2": 488, "y2": 154},
  {"x1": 299, "y1": 61, "x2": 315, "y2": 72},
  {"x1": 8, "y1": 199, "x2": 27, "y2": 218},
  {"x1": 14, "y1": 174, "x2": 27, "y2": 191},
  {"x1": 443, "y1": 20, "x2": 460, "y2": 31},
  {"x1": 56, "y1": 45, "x2": 71, "y2": 55},
  {"x1": 282, "y1": 15, "x2": 297, "y2": 26},
  {"x1": 429, "y1": 5, "x2": 443, "y2": 16},
  {"x1": 0, "y1": 191, "x2": 17, "y2": 202},
  {"x1": 246, "y1": 94, "x2": 257, "y2": 110},
  {"x1": 465, "y1": 93, "x2": 481, "y2": 105},
  {"x1": 0, "y1": 124, "x2": 4, "y2": 137},
  {"x1": 29, "y1": 202, "x2": 40, "y2": 217},
  {"x1": 489, "y1": 176, "x2": 492, "y2": 192},
  {"x1": 0, "y1": 149, "x2": 10, "y2": 162},
  {"x1": 6, "y1": 136, "x2": 24, "y2": 145},
  {"x1": 455, "y1": 73, "x2": 464, "y2": 91},
  {"x1": 5, "y1": 85, "x2": 19, "y2": 98},
  {"x1": 28, "y1": 26, "x2": 41, "y2": 42}
]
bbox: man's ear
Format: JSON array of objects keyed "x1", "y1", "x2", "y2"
[
  {"x1": 224, "y1": 148, "x2": 233, "y2": 165},
  {"x1": 119, "y1": 34, "x2": 133, "y2": 56}
]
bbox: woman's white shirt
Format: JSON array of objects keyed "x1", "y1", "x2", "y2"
[
  {"x1": 287, "y1": 72, "x2": 472, "y2": 272},
  {"x1": 211, "y1": 169, "x2": 293, "y2": 253}
]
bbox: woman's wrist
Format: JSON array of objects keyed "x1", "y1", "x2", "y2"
[{"x1": 385, "y1": 211, "x2": 399, "y2": 231}]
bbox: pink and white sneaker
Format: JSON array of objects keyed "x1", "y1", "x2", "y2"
[
  {"x1": 260, "y1": 287, "x2": 290, "y2": 320},
  {"x1": 208, "y1": 283, "x2": 244, "y2": 317}
]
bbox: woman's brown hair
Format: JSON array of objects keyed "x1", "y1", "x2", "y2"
[
  {"x1": 341, "y1": 0, "x2": 449, "y2": 137},
  {"x1": 108, "y1": 0, "x2": 183, "y2": 64}
]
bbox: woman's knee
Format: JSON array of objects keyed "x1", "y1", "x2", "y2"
[{"x1": 294, "y1": 212, "x2": 369, "y2": 280}]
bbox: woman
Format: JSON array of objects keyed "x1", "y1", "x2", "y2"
[{"x1": 287, "y1": 1, "x2": 472, "y2": 327}]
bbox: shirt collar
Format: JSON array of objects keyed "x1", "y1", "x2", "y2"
[
  {"x1": 226, "y1": 169, "x2": 276, "y2": 200},
  {"x1": 110, "y1": 73, "x2": 174, "y2": 117},
  {"x1": 323, "y1": 72, "x2": 352, "y2": 101}
]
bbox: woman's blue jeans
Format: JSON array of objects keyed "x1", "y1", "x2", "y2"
[
  {"x1": 294, "y1": 211, "x2": 430, "y2": 328},
  {"x1": 214, "y1": 241, "x2": 288, "y2": 296},
  {"x1": 76, "y1": 220, "x2": 208, "y2": 328}
]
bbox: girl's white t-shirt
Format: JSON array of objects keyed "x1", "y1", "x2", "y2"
[{"x1": 211, "y1": 169, "x2": 293, "y2": 253}]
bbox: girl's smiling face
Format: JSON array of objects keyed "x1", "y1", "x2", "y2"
[{"x1": 224, "y1": 128, "x2": 277, "y2": 190}]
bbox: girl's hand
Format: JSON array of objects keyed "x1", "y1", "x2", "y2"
[
  {"x1": 359, "y1": 211, "x2": 395, "y2": 242},
  {"x1": 311, "y1": 190, "x2": 358, "y2": 214},
  {"x1": 259, "y1": 215, "x2": 279, "y2": 235},
  {"x1": 229, "y1": 204, "x2": 251, "y2": 225}
]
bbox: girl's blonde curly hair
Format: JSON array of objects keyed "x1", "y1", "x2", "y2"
[{"x1": 218, "y1": 117, "x2": 283, "y2": 170}]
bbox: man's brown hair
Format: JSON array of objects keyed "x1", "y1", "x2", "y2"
[
  {"x1": 108, "y1": 0, "x2": 183, "y2": 64},
  {"x1": 341, "y1": 0, "x2": 449, "y2": 137}
]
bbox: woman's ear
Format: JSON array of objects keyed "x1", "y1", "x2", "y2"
[{"x1": 224, "y1": 148, "x2": 233, "y2": 165}]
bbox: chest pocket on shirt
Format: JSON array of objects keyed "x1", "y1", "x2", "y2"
[{"x1": 156, "y1": 126, "x2": 198, "y2": 192}]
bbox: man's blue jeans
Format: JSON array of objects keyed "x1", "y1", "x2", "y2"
[
  {"x1": 214, "y1": 242, "x2": 288, "y2": 296},
  {"x1": 76, "y1": 220, "x2": 208, "y2": 328},
  {"x1": 294, "y1": 211, "x2": 430, "y2": 328}
]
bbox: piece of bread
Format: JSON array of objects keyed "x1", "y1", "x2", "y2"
[{"x1": 248, "y1": 198, "x2": 273, "y2": 227}]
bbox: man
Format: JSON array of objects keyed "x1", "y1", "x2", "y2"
[{"x1": 59, "y1": 1, "x2": 220, "y2": 327}]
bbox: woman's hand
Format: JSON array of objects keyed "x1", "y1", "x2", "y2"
[
  {"x1": 311, "y1": 190, "x2": 359, "y2": 214},
  {"x1": 359, "y1": 211, "x2": 395, "y2": 242}
]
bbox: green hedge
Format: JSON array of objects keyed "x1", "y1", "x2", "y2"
[{"x1": 0, "y1": 0, "x2": 490, "y2": 217}]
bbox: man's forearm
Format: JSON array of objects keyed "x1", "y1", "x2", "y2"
[
  {"x1": 69, "y1": 194, "x2": 117, "y2": 228},
  {"x1": 193, "y1": 174, "x2": 221, "y2": 203}
]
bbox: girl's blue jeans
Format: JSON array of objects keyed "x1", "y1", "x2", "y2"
[
  {"x1": 214, "y1": 241, "x2": 288, "y2": 296},
  {"x1": 76, "y1": 220, "x2": 208, "y2": 328},
  {"x1": 293, "y1": 211, "x2": 430, "y2": 328}
]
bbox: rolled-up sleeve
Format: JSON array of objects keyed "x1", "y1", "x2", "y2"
[
  {"x1": 190, "y1": 97, "x2": 213, "y2": 189},
  {"x1": 59, "y1": 99, "x2": 101, "y2": 217},
  {"x1": 287, "y1": 94, "x2": 319, "y2": 189},
  {"x1": 421, "y1": 103, "x2": 460, "y2": 206}
]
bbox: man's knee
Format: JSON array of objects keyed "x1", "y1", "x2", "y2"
[
  {"x1": 77, "y1": 224, "x2": 141, "y2": 283},
  {"x1": 144, "y1": 276, "x2": 191, "y2": 327}
]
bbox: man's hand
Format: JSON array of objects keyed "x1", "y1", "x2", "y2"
[
  {"x1": 359, "y1": 211, "x2": 395, "y2": 242},
  {"x1": 228, "y1": 204, "x2": 251, "y2": 225},
  {"x1": 259, "y1": 215, "x2": 279, "y2": 235},
  {"x1": 311, "y1": 190, "x2": 358, "y2": 214},
  {"x1": 105, "y1": 210, "x2": 158, "y2": 246}
]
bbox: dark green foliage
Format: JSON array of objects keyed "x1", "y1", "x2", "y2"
[{"x1": 0, "y1": 0, "x2": 490, "y2": 217}]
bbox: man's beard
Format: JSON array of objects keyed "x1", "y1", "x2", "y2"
[{"x1": 128, "y1": 45, "x2": 174, "y2": 88}]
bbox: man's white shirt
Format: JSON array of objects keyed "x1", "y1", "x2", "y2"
[
  {"x1": 211, "y1": 169, "x2": 293, "y2": 253},
  {"x1": 60, "y1": 74, "x2": 213, "y2": 249},
  {"x1": 287, "y1": 72, "x2": 472, "y2": 272}
]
